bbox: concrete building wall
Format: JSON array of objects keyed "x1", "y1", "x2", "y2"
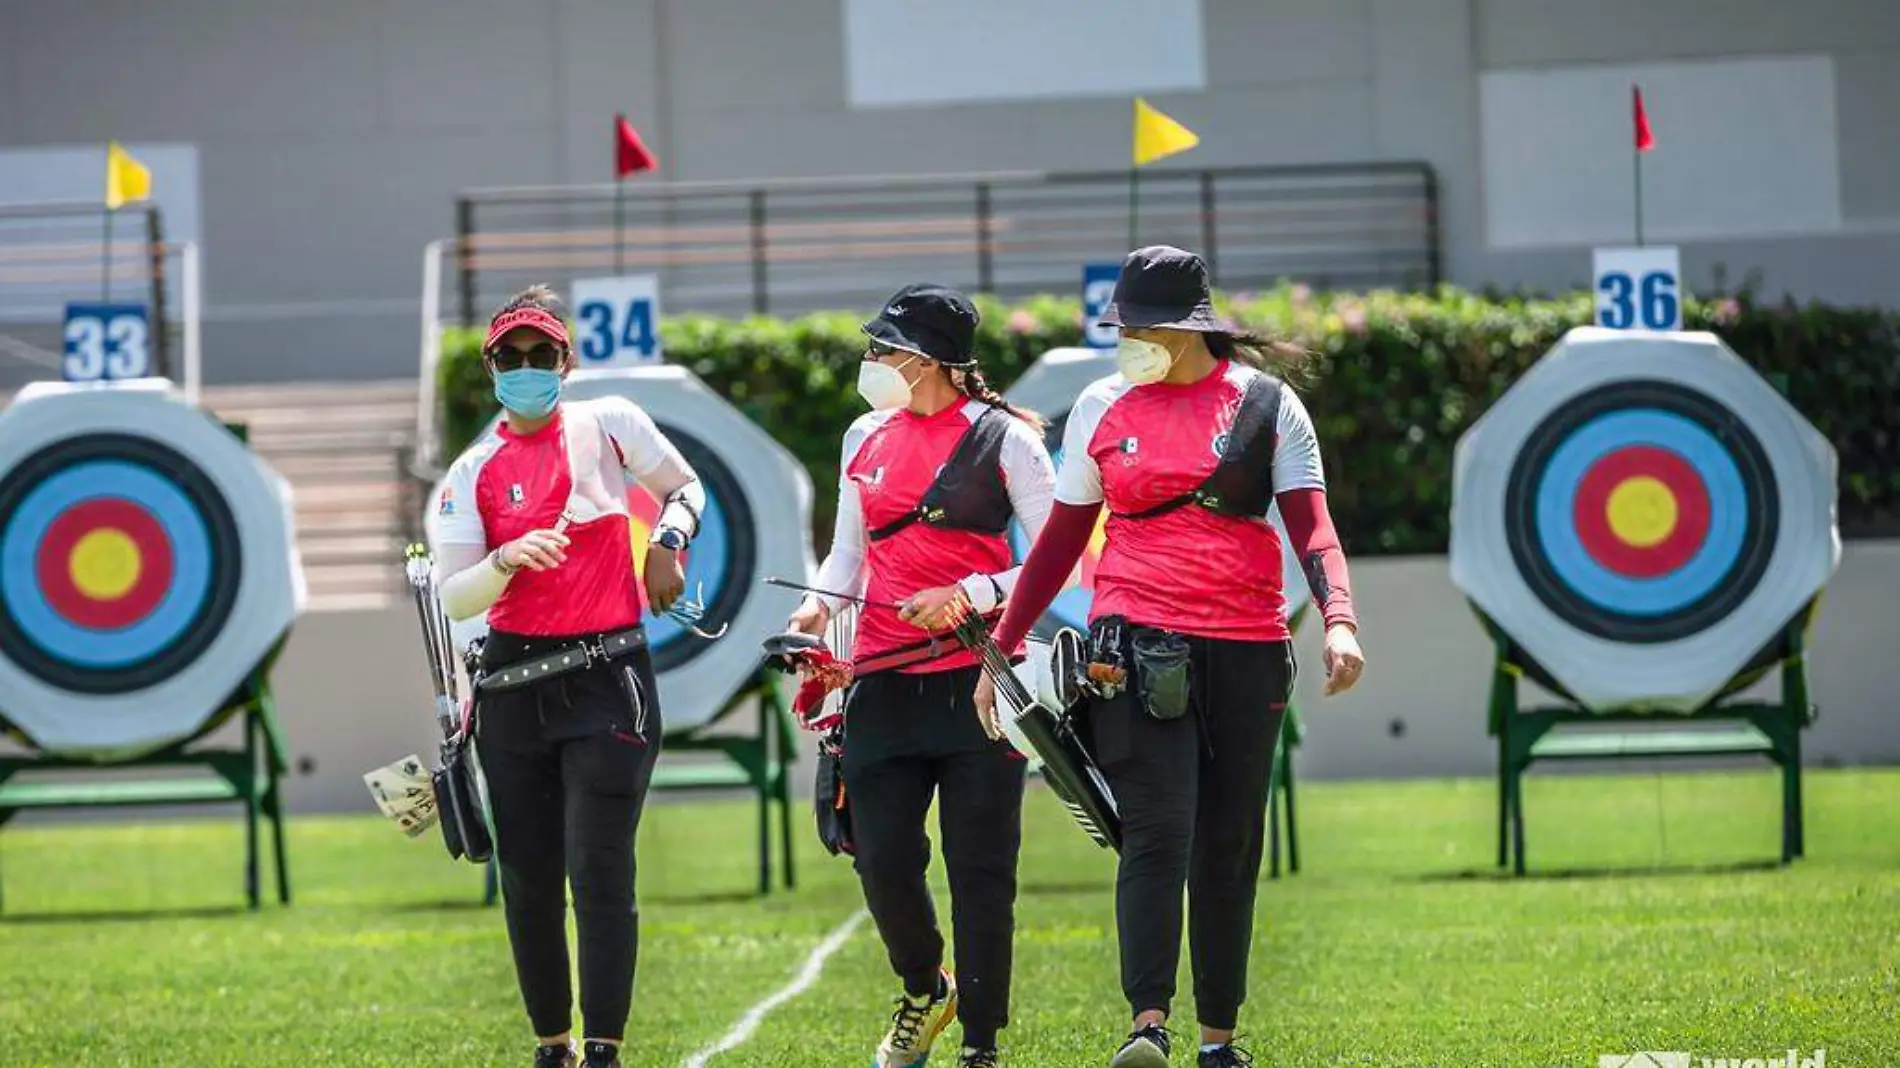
[{"x1": 3, "y1": 1, "x2": 1895, "y2": 384}]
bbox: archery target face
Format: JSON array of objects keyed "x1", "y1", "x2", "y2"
[
  {"x1": 0, "y1": 384, "x2": 304, "y2": 757},
  {"x1": 1005, "y1": 349, "x2": 1311, "y2": 634},
  {"x1": 1451, "y1": 328, "x2": 1839, "y2": 713},
  {"x1": 433, "y1": 366, "x2": 813, "y2": 732},
  {"x1": 0, "y1": 434, "x2": 241, "y2": 693}
]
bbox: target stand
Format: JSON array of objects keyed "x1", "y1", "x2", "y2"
[
  {"x1": 1007, "y1": 348, "x2": 1312, "y2": 878},
  {"x1": 0, "y1": 386, "x2": 306, "y2": 911},
  {"x1": 1450, "y1": 328, "x2": 1839, "y2": 876},
  {"x1": 0, "y1": 668, "x2": 293, "y2": 912},
  {"x1": 1484, "y1": 603, "x2": 1816, "y2": 877}
]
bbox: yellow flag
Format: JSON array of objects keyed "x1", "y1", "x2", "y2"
[
  {"x1": 105, "y1": 141, "x2": 151, "y2": 209},
  {"x1": 1132, "y1": 98, "x2": 1199, "y2": 167}
]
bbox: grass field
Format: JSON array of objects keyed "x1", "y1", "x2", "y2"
[{"x1": 1, "y1": 768, "x2": 1896, "y2": 1067}]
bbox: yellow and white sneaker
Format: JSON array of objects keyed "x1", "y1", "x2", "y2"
[{"x1": 873, "y1": 968, "x2": 959, "y2": 1067}]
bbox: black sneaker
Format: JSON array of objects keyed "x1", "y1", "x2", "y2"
[
  {"x1": 1198, "y1": 1043, "x2": 1254, "y2": 1068},
  {"x1": 1110, "y1": 1024, "x2": 1172, "y2": 1068},
  {"x1": 533, "y1": 1043, "x2": 576, "y2": 1068},
  {"x1": 960, "y1": 1047, "x2": 1001, "y2": 1068},
  {"x1": 582, "y1": 1040, "x2": 622, "y2": 1068}
]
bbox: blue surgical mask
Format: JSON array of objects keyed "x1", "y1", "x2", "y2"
[{"x1": 494, "y1": 368, "x2": 563, "y2": 418}]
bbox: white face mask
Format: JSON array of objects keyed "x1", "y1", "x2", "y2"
[
  {"x1": 1116, "y1": 336, "x2": 1177, "y2": 385},
  {"x1": 856, "y1": 355, "x2": 917, "y2": 410}
]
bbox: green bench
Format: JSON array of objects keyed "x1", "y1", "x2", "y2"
[
  {"x1": 1486, "y1": 605, "x2": 1816, "y2": 876},
  {"x1": 0, "y1": 674, "x2": 293, "y2": 912}
]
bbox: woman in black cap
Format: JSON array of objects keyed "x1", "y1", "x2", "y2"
[
  {"x1": 785, "y1": 283, "x2": 1058, "y2": 1068},
  {"x1": 977, "y1": 246, "x2": 1366, "y2": 1068}
]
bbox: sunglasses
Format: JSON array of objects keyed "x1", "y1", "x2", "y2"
[
  {"x1": 487, "y1": 342, "x2": 566, "y2": 371},
  {"x1": 863, "y1": 340, "x2": 916, "y2": 362}
]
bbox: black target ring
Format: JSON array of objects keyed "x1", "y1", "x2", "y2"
[
  {"x1": 645, "y1": 426, "x2": 756, "y2": 674},
  {"x1": 1504, "y1": 380, "x2": 1779, "y2": 644},
  {"x1": 0, "y1": 433, "x2": 243, "y2": 695}
]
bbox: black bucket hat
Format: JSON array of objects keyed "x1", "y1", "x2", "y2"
[
  {"x1": 862, "y1": 283, "x2": 979, "y2": 367},
  {"x1": 1098, "y1": 245, "x2": 1235, "y2": 333}
]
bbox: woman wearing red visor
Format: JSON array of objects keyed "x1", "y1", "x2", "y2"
[
  {"x1": 977, "y1": 247, "x2": 1366, "y2": 1068},
  {"x1": 430, "y1": 285, "x2": 705, "y2": 1068},
  {"x1": 785, "y1": 284, "x2": 1057, "y2": 1068}
]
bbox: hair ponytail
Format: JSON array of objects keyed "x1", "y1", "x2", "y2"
[
  {"x1": 954, "y1": 367, "x2": 1046, "y2": 431},
  {"x1": 1205, "y1": 330, "x2": 1317, "y2": 388}
]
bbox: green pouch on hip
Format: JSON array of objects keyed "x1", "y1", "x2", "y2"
[{"x1": 1130, "y1": 626, "x2": 1191, "y2": 721}]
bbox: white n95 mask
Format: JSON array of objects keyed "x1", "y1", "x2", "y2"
[
  {"x1": 1116, "y1": 336, "x2": 1177, "y2": 385},
  {"x1": 857, "y1": 356, "x2": 917, "y2": 410}
]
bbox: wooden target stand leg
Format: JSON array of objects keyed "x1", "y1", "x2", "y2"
[
  {"x1": 1485, "y1": 605, "x2": 1817, "y2": 877},
  {"x1": 0, "y1": 669, "x2": 294, "y2": 914},
  {"x1": 479, "y1": 665, "x2": 799, "y2": 906}
]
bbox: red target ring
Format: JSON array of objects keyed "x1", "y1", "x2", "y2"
[
  {"x1": 35, "y1": 498, "x2": 174, "y2": 630},
  {"x1": 1572, "y1": 444, "x2": 1711, "y2": 579}
]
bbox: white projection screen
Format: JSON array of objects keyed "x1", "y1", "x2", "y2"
[
  {"x1": 844, "y1": 0, "x2": 1207, "y2": 109},
  {"x1": 1479, "y1": 55, "x2": 1843, "y2": 249}
]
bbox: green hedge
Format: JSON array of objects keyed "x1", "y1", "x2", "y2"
[{"x1": 437, "y1": 285, "x2": 1900, "y2": 556}]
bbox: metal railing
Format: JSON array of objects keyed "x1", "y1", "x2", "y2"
[
  {"x1": 452, "y1": 162, "x2": 1439, "y2": 326},
  {"x1": 0, "y1": 201, "x2": 174, "y2": 385}
]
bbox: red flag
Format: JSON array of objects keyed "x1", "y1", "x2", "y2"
[
  {"x1": 614, "y1": 113, "x2": 657, "y2": 178},
  {"x1": 1632, "y1": 85, "x2": 1654, "y2": 152}
]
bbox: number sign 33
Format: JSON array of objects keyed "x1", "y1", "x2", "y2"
[
  {"x1": 62, "y1": 303, "x2": 151, "y2": 383},
  {"x1": 571, "y1": 275, "x2": 664, "y2": 367},
  {"x1": 1592, "y1": 247, "x2": 1683, "y2": 333}
]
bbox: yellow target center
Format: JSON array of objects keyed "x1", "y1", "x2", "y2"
[
  {"x1": 1605, "y1": 477, "x2": 1678, "y2": 547},
  {"x1": 69, "y1": 528, "x2": 142, "y2": 600}
]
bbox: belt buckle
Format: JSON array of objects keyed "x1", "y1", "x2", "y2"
[{"x1": 579, "y1": 637, "x2": 608, "y2": 668}]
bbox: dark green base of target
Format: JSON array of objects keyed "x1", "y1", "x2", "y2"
[
  {"x1": 1266, "y1": 698, "x2": 1303, "y2": 879},
  {"x1": 1484, "y1": 604, "x2": 1817, "y2": 877},
  {"x1": 0, "y1": 671, "x2": 293, "y2": 913},
  {"x1": 479, "y1": 666, "x2": 799, "y2": 905}
]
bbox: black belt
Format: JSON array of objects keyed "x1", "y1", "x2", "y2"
[{"x1": 476, "y1": 627, "x2": 648, "y2": 693}]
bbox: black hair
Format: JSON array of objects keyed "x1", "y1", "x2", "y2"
[
  {"x1": 1205, "y1": 329, "x2": 1318, "y2": 388},
  {"x1": 953, "y1": 365, "x2": 1046, "y2": 431}
]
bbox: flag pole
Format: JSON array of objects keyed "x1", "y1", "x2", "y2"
[
  {"x1": 1127, "y1": 165, "x2": 1139, "y2": 249},
  {"x1": 1633, "y1": 144, "x2": 1645, "y2": 247},
  {"x1": 615, "y1": 177, "x2": 626, "y2": 275},
  {"x1": 102, "y1": 144, "x2": 113, "y2": 302}
]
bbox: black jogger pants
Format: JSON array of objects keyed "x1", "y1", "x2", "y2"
[
  {"x1": 475, "y1": 629, "x2": 662, "y2": 1042},
  {"x1": 842, "y1": 664, "x2": 1027, "y2": 1048},
  {"x1": 1088, "y1": 635, "x2": 1293, "y2": 1031}
]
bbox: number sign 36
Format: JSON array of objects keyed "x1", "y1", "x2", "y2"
[{"x1": 1592, "y1": 247, "x2": 1684, "y2": 333}]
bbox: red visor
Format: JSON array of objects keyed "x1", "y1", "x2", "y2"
[{"x1": 484, "y1": 307, "x2": 571, "y2": 350}]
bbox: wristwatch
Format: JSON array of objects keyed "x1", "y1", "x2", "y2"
[{"x1": 654, "y1": 527, "x2": 689, "y2": 552}]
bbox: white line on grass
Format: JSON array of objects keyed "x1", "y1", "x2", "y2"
[{"x1": 679, "y1": 908, "x2": 869, "y2": 1068}]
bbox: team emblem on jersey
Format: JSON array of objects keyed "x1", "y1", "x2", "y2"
[
  {"x1": 508, "y1": 484, "x2": 525, "y2": 506},
  {"x1": 437, "y1": 487, "x2": 454, "y2": 515},
  {"x1": 1212, "y1": 431, "x2": 1231, "y2": 458}
]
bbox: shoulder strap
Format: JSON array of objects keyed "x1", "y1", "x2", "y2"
[
  {"x1": 867, "y1": 407, "x2": 1011, "y2": 542},
  {"x1": 560, "y1": 403, "x2": 624, "y2": 523},
  {"x1": 1118, "y1": 373, "x2": 1283, "y2": 521}
]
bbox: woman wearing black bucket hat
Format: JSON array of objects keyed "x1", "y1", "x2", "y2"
[
  {"x1": 977, "y1": 246, "x2": 1365, "y2": 1068},
  {"x1": 783, "y1": 283, "x2": 1058, "y2": 1068}
]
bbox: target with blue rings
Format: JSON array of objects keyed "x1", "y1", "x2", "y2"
[
  {"x1": 0, "y1": 434, "x2": 243, "y2": 694},
  {"x1": 1505, "y1": 379, "x2": 1778, "y2": 644},
  {"x1": 632, "y1": 426, "x2": 754, "y2": 671}
]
